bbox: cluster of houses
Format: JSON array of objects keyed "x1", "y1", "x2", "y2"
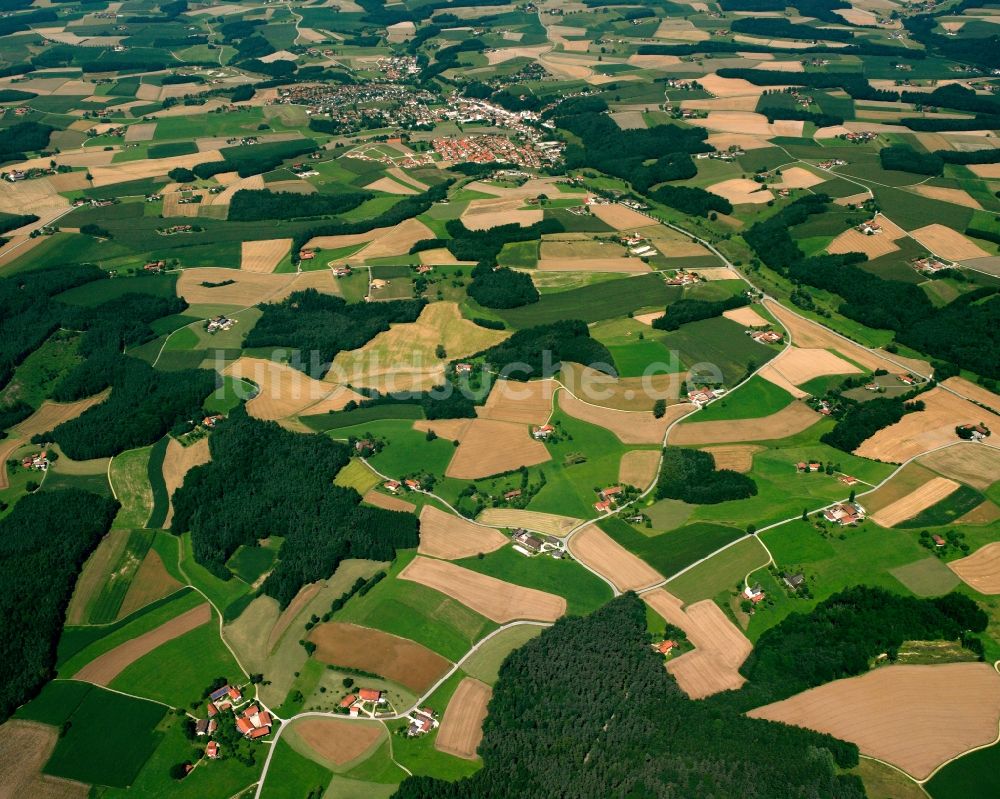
[
  {"x1": 593, "y1": 485, "x2": 623, "y2": 513},
  {"x1": 143, "y1": 260, "x2": 166, "y2": 273},
  {"x1": 72, "y1": 196, "x2": 118, "y2": 208},
  {"x1": 299, "y1": 248, "x2": 316, "y2": 261},
  {"x1": 818, "y1": 159, "x2": 847, "y2": 170},
  {"x1": 796, "y1": 461, "x2": 824, "y2": 473},
  {"x1": 839, "y1": 131, "x2": 879, "y2": 143},
  {"x1": 687, "y1": 387, "x2": 725, "y2": 407},
  {"x1": 823, "y1": 501, "x2": 866, "y2": 526},
  {"x1": 430, "y1": 133, "x2": 561, "y2": 170},
  {"x1": 654, "y1": 639, "x2": 676, "y2": 657},
  {"x1": 404, "y1": 707, "x2": 438, "y2": 737},
  {"x1": 332, "y1": 265, "x2": 353, "y2": 277},
  {"x1": 206, "y1": 315, "x2": 235, "y2": 334},
  {"x1": 202, "y1": 415, "x2": 223, "y2": 429},
  {"x1": 384, "y1": 478, "x2": 422, "y2": 493},
  {"x1": 511, "y1": 528, "x2": 565, "y2": 558},
  {"x1": 235, "y1": 704, "x2": 273, "y2": 740},
  {"x1": 858, "y1": 218, "x2": 884, "y2": 235},
  {"x1": 747, "y1": 328, "x2": 783, "y2": 345},
  {"x1": 912, "y1": 256, "x2": 955, "y2": 275},
  {"x1": 743, "y1": 583, "x2": 766, "y2": 606},
  {"x1": 340, "y1": 688, "x2": 387, "y2": 718},
  {"x1": 158, "y1": 224, "x2": 195, "y2": 235},
  {"x1": 957, "y1": 423, "x2": 991, "y2": 441},
  {"x1": 199, "y1": 683, "x2": 272, "y2": 752},
  {"x1": 20, "y1": 450, "x2": 49, "y2": 472},
  {"x1": 531, "y1": 424, "x2": 554, "y2": 440},
  {"x1": 290, "y1": 162, "x2": 319, "y2": 178}
]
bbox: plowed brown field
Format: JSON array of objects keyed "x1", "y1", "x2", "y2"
[
  {"x1": 435, "y1": 678, "x2": 491, "y2": 760},
  {"x1": 417, "y1": 506, "x2": 507, "y2": 560}
]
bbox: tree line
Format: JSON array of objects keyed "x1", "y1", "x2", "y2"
[
  {"x1": 228, "y1": 188, "x2": 372, "y2": 222},
  {"x1": 472, "y1": 320, "x2": 617, "y2": 380},
  {"x1": 651, "y1": 294, "x2": 749, "y2": 331}
]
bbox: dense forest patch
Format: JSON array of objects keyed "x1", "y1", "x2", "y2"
[
  {"x1": 472, "y1": 320, "x2": 616, "y2": 379},
  {"x1": 656, "y1": 447, "x2": 758, "y2": 503}
]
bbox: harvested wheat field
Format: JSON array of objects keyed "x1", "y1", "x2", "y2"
[
  {"x1": 827, "y1": 227, "x2": 901, "y2": 258},
  {"x1": 399, "y1": 556, "x2": 567, "y2": 623},
  {"x1": 292, "y1": 717, "x2": 384, "y2": 767},
  {"x1": 671, "y1": 401, "x2": 819, "y2": 445},
  {"x1": 306, "y1": 217, "x2": 434, "y2": 260},
  {"x1": 619, "y1": 449, "x2": 661, "y2": 488},
  {"x1": 476, "y1": 379, "x2": 556, "y2": 426},
  {"x1": 682, "y1": 95, "x2": 761, "y2": 112},
  {"x1": 240, "y1": 239, "x2": 291, "y2": 273},
  {"x1": 749, "y1": 663, "x2": 1000, "y2": 779},
  {"x1": 162, "y1": 437, "x2": 210, "y2": 527},
  {"x1": 911, "y1": 185, "x2": 983, "y2": 210},
  {"x1": 538, "y1": 257, "x2": 648, "y2": 272},
  {"x1": 446, "y1": 419, "x2": 550, "y2": 479},
  {"x1": 266, "y1": 582, "x2": 322, "y2": 654},
  {"x1": 834, "y1": 191, "x2": 874, "y2": 207},
  {"x1": 366, "y1": 176, "x2": 417, "y2": 195},
  {"x1": 209, "y1": 174, "x2": 265, "y2": 205},
  {"x1": 225, "y1": 357, "x2": 363, "y2": 420},
  {"x1": 73, "y1": 603, "x2": 211, "y2": 685},
  {"x1": 413, "y1": 418, "x2": 473, "y2": 441},
  {"x1": 758, "y1": 347, "x2": 861, "y2": 398},
  {"x1": 559, "y1": 390, "x2": 670, "y2": 444},
  {"x1": 0, "y1": 720, "x2": 88, "y2": 799},
  {"x1": 330, "y1": 303, "x2": 507, "y2": 394},
  {"x1": 310, "y1": 622, "x2": 451, "y2": 692},
  {"x1": 698, "y1": 111, "x2": 773, "y2": 136},
  {"x1": 774, "y1": 167, "x2": 825, "y2": 189},
  {"x1": 419, "y1": 506, "x2": 507, "y2": 560},
  {"x1": 462, "y1": 197, "x2": 543, "y2": 230},
  {"x1": 706, "y1": 132, "x2": 772, "y2": 151},
  {"x1": 708, "y1": 179, "x2": 773, "y2": 205},
  {"x1": 700, "y1": 445, "x2": 762, "y2": 473},
  {"x1": 722, "y1": 306, "x2": 769, "y2": 327},
  {"x1": 763, "y1": 299, "x2": 924, "y2": 374},
  {"x1": 589, "y1": 203, "x2": 654, "y2": 230},
  {"x1": 88, "y1": 150, "x2": 222, "y2": 187},
  {"x1": 969, "y1": 162, "x2": 1000, "y2": 179},
  {"x1": 559, "y1": 363, "x2": 687, "y2": 411},
  {"x1": 644, "y1": 591, "x2": 752, "y2": 698},
  {"x1": 477, "y1": 508, "x2": 581, "y2": 537},
  {"x1": 949, "y1": 542, "x2": 1000, "y2": 594},
  {"x1": 943, "y1": 376, "x2": 1000, "y2": 415},
  {"x1": 435, "y1": 678, "x2": 492, "y2": 760},
  {"x1": 871, "y1": 476, "x2": 960, "y2": 528},
  {"x1": 117, "y1": 550, "x2": 183, "y2": 619},
  {"x1": 362, "y1": 490, "x2": 416, "y2": 513},
  {"x1": 176, "y1": 269, "x2": 296, "y2": 306},
  {"x1": 920, "y1": 441, "x2": 1000, "y2": 490},
  {"x1": 0, "y1": 393, "x2": 109, "y2": 489},
  {"x1": 570, "y1": 525, "x2": 663, "y2": 592},
  {"x1": 485, "y1": 44, "x2": 550, "y2": 65},
  {"x1": 855, "y1": 387, "x2": 999, "y2": 463},
  {"x1": 910, "y1": 223, "x2": 990, "y2": 261}
]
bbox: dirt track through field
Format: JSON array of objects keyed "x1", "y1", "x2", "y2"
[
  {"x1": 855, "y1": 387, "x2": 999, "y2": 463},
  {"x1": 871, "y1": 476, "x2": 960, "y2": 528},
  {"x1": 162, "y1": 437, "x2": 210, "y2": 528},
  {"x1": 570, "y1": 525, "x2": 662, "y2": 592},
  {"x1": 948, "y1": 542, "x2": 1000, "y2": 594},
  {"x1": 748, "y1": 663, "x2": 1000, "y2": 779},
  {"x1": 644, "y1": 590, "x2": 752, "y2": 699},
  {"x1": 477, "y1": 508, "x2": 581, "y2": 537},
  {"x1": 670, "y1": 401, "x2": 819, "y2": 446},
  {"x1": 418, "y1": 506, "x2": 507, "y2": 560},
  {"x1": 293, "y1": 717, "x2": 383, "y2": 767},
  {"x1": 72, "y1": 603, "x2": 211, "y2": 685},
  {"x1": 445, "y1": 419, "x2": 551, "y2": 479},
  {"x1": 558, "y1": 391, "x2": 671, "y2": 444},
  {"x1": 310, "y1": 622, "x2": 451, "y2": 692},
  {"x1": 435, "y1": 678, "x2": 492, "y2": 760},
  {"x1": 399, "y1": 556, "x2": 566, "y2": 623}
]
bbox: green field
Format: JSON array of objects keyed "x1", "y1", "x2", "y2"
[
  {"x1": 927, "y1": 741, "x2": 1000, "y2": 799},
  {"x1": 896, "y1": 485, "x2": 985, "y2": 528},
  {"x1": 665, "y1": 536, "x2": 771, "y2": 604},
  {"x1": 658, "y1": 316, "x2": 778, "y2": 387},
  {"x1": 454, "y1": 546, "x2": 612, "y2": 616},
  {"x1": 110, "y1": 446, "x2": 154, "y2": 528},
  {"x1": 227, "y1": 540, "x2": 279, "y2": 584},
  {"x1": 601, "y1": 517, "x2": 746, "y2": 579},
  {"x1": 462, "y1": 624, "x2": 544, "y2": 685},
  {"x1": 260, "y1": 739, "x2": 332, "y2": 799},
  {"x1": 690, "y1": 376, "x2": 795, "y2": 422},
  {"x1": 146, "y1": 436, "x2": 170, "y2": 529},
  {"x1": 87, "y1": 528, "x2": 157, "y2": 624}
]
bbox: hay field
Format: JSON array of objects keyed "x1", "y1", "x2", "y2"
[
  {"x1": 626, "y1": 54, "x2": 682, "y2": 68},
  {"x1": 910, "y1": 224, "x2": 990, "y2": 261},
  {"x1": 0, "y1": 393, "x2": 109, "y2": 489},
  {"x1": 307, "y1": 217, "x2": 434, "y2": 260},
  {"x1": 827, "y1": 227, "x2": 901, "y2": 258},
  {"x1": 445, "y1": 419, "x2": 550, "y2": 479},
  {"x1": 969, "y1": 163, "x2": 1000, "y2": 178},
  {"x1": 758, "y1": 347, "x2": 861, "y2": 397},
  {"x1": 670, "y1": 401, "x2": 819, "y2": 445},
  {"x1": 644, "y1": 590, "x2": 751, "y2": 699},
  {"x1": 911, "y1": 185, "x2": 983, "y2": 210},
  {"x1": 412, "y1": 418, "x2": 472, "y2": 441},
  {"x1": 293, "y1": 718, "x2": 384, "y2": 767},
  {"x1": 310, "y1": 622, "x2": 451, "y2": 692},
  {"x1": 708, "y1": 179, "x2": 773, "y2": 205},
  {"x1": 211, "y1": 174, "x2": 264, "y2": 205},
  {"x1": 558, "y1": 391, "x2": 670, "y2": 444},
  {"x1": 697, "y1": 111, "x2": 775, "y2": 136},
  {"x1": 706, "y1": 133, "x2": 772, "y2": 151},
  {"x1": 0, "y1": 177, "x2": 68, "y2": 220},
  {"x1": 762, "y1": 299, "x2": 923, "y2": 374},
  {"x1": 117, "y1": 551, "x2": 183, "y2": 619},
  {"x1": 700, "y1": 445, "x2": 761, "y2": 472},
  {"x1": 363, "y1": 490, "x2": 416, "y2": 513},
  {"x1": 722, "y1": 306, "x2": 769, "y2": 327},
  {"x1": 943, "y1": 376, "x2": 1000, "y2": 414},
  {"x1": 855, "y1": 387, "x2": 999, "y2": 462},
  {"x1": 224, "y1": 357, "x2": 363, "y2": 420},
  {"x1": 477, "y1": 508, "x2": 581, "y2": 537},
  {"x1": 435, "y1": 678, "x2": 492, "y2": 760},
  {"x1": 398, "y1": 556, "x2": 567, "y2": 623},
  {"x1": 589, "y1": 203, "x2": 654, "y2": 230},
  {"x1": 330, "y1": 302, "x2": 507, "y2": 394},
  {"x1": 88, "y1": 150, "x2": 222, "y2": 187},
  {"x1": 418, "y1": 506, "x2": 507, "y2": 560},
  {"x1": 748, "y1": 663, "x2": 1000, "y2": 779},
  {"x1": 920, "y1": 442, "x2": 1000, "y2": 490},
  {"x1": 485, "y1": 44, "x2": 550, "y2": 65},
  {"x1": 537, "y1": 258, "x2": 648, "y2": 272},
  {"x1": 871, "y1": 476, "x2": 960, "y2": 528},
  {"x1": 834, "y1": 191, "x2": 874, "y2": 207},
  {"x1": 949, "y1": 542, "x2": 1000, "y2": 594},
  {"x1": 72, "y1": 603, "x2": 211, "y2": 685},
  {"x1": 476, "y1": 379, "x2": 556, "y2": 425},
  {"x1": 162, "y1": 437, "x2": 210, "y2": 527},
  {"x1": 612, "y1": 111, "x2": 647, "y2": 130},
  {"x1": 559, "y1": 364, "x2": 687, "y2": 411},
  {"x1": 462, "y1": 197, "x2": 543, "y2": 230},
  {"x1": 569, "y1": 525, "x2": 663, "y2": 591},
  {"x1": 774, "y1": 167, "x2": 825, "y2": 189},
  {"x1": 240, "y1": 239, "x2": 291, "y2": 273},
  {"x1": 635, "y1": 225, "x2": 713, "y2": 257},
  {"x1": 176, "y1": 269, "x2": 296, "y2": 305},
  {"x1": 619, "y1": 449, "x2": 661, "y2": 487},
  {"x1": 0, "y1": 720, "x2": 88, "y2": 799},
  {"x1": 366, "y1": 176, "x2": 417, "y2": 195}
]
